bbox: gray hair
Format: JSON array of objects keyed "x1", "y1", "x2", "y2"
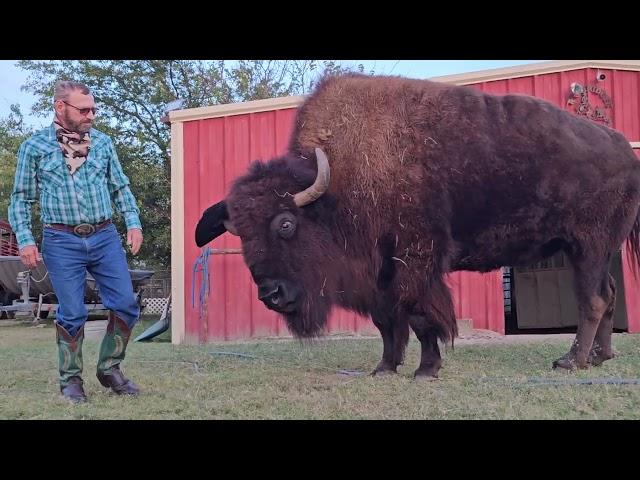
[{"x1": 53, "y1": 81, "x2": 91, "y2": 102}]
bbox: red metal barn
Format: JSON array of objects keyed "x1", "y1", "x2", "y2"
[{"x1": 169, "y1": 60, "x2": 640, "y2": 344}]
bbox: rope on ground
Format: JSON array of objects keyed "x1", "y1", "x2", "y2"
[
  {"x1": 208, "y1": 349, "x2": 367, "y2": 377},
  {"x1": 476, "y1": 376, "x2": 640, "y2": 386},
  {"x1": 526, "y1": 377, "x2": 640, "y2": 386}
]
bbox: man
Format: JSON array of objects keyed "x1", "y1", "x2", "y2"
[{"x1": 9, "y1": 80, "x2": 143, "y2": 403}]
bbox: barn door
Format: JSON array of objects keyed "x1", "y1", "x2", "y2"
[{"x1": 513, "y1": 250, "x2": 628, "y2": 330}]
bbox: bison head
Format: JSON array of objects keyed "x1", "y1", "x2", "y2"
[{"x1": 195, "y1": 148, "x2": 341, "y2": 337}]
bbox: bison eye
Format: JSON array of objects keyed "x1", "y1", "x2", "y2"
[
  {"x1": 271, "y1": 212, "x2": 297, "y2": 239},
  {"x1": 279, "y1": 219, "x2": 296, "y2": 239}
]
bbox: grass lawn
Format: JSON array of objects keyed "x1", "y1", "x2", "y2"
[{"x1": 1, "y1": 317, "x2": 639, "y2": 419}]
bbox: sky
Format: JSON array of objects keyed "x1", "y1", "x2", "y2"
[{"x1": 0, "y1": 60, "x2": 547, "y2": 129}]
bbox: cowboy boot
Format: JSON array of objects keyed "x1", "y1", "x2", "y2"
[
  {"x1": 96, "y1": 312, "x2": 140, "y2": 396},
  {"x1": 55, "y1": 323, "x2": 87, "y2": 404}
]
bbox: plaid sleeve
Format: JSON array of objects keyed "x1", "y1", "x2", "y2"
[
  {"x1": 8, "y1": 141, "x2": 37, "y2": 248},
  {"x1": 106, "y1": 139, "x2": 142, "y2": 230}
]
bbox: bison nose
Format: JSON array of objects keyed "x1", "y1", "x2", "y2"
[
  {"x1": 258, "y1": 279, "x2": 285, "y2": 306},
  {"x1": 258, "y1": 279, "x2": 297, "y2": 310}
]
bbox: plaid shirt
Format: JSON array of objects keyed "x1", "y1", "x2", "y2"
[{"x1": 8, "y1": 124, "x2": 142, "y2": 248}]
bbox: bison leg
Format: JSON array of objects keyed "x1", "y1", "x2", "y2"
[
  {"x1": 553, "y1": 255, "x2": 611, "y2": 371},
  {"x1": 370, "y1": 311, "x2": 409, "y2": 376},
  {"x1": 588, "y1": 274, "x2": 616, "y2": 366},
  {"x1": 370, "y1": 312, "x2": 397, "y2": 376},
  {"x1": 392, "y1": 314, "x2": 410, "y2": 368},
  {"x1": 408, "y1": 315, "x2": 442, "y2": 380}
]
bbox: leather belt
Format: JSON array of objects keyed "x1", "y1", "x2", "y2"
[{"x1": 45, "y1": 219, "x2": 112, "y2": 237}]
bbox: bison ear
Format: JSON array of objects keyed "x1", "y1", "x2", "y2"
[{"x1": 195, "y1": 200, "x2": 234, "y2": 247}]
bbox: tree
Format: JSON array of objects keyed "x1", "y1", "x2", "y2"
[
  {"x1": 0, "y1": 105, "x2": 39, "y2": 242},
  {"x1": 13, "y1": 60, "x2": 366, "y2": 268}
]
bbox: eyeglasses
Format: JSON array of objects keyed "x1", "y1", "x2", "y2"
[{"x1": 62, "y1": 100, "x2": 98, "y2": 116}]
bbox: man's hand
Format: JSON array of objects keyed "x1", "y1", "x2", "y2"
[
  {"x1": 19, "y1": 245, "x2": 39, "y2": 269},
  {"x1": 127, "y1": 228, "x2": 143, "y2": 255}
]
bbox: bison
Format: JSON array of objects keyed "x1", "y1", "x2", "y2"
[{"x1": 196, "y1": 73, "x2": 640, "y2": 379}]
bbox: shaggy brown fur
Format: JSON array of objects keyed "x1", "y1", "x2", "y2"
[{"x1": 196, "y1": 73, "x2": 640, "y2": 378}]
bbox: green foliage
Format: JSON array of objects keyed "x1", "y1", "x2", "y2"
[{"x1": 0, "y1": 105, "x2": 40, "y2": 243}]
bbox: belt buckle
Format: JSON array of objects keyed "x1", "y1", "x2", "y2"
[{"x1": 73, "y1": 223, "x2": 95, "y2": 236}]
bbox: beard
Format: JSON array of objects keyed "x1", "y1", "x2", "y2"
[
  {"x1": 281, "y1": 294, "x2": 331, "y2": 338},
  {"x1": 59, "y1": 111, "x2": 92, "y2": 134}
]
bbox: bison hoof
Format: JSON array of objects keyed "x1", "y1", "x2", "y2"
[
  {"x1": 588, "y1": 350, "x2": 615, "y2": 367},
  {"x1": 371, "y1": 364, "x2": 397, "y2": 377},
  {"x1": 413, "y1": 372, "x2": 439, "y2": 382},
  {"x1": 552, "y1": 357, "x2": 576, "y2": 371},
  {"x1": 552, "y1": 355, "x2": 589, "y2": 371},
  {"x1": 413, "y1": 365, "x2": 441, "y2": 381}
]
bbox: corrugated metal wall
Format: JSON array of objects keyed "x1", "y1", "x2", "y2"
[
  {"x1": 182, "y1": 66, "x2": 640, "y2": 342},
  {"x1": 184, "y1": 109, "x2": 301, "y2": 342}
]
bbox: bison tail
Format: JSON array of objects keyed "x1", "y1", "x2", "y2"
[{"x1": 625, "y1": 207, "x2": 640, "y2": 279}]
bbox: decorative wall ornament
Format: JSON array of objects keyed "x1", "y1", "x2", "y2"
[{"x1": 566, "y1": 80, "x2": 613, "y2": 126}]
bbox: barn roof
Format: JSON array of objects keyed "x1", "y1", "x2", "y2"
[{"x1": 430, "y1": 60, "x2": 640, "y2": 85}]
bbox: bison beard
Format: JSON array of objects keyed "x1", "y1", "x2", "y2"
[
  {"x1": 282, "y1": 294, "x2": 331, "y2": 339},
  {"x1": 196, "y1": 72, "x2": 640, "y2": 380}
]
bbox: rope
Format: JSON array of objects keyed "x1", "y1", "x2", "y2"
[
  {"x1": 29, "y1": 270, "x2": 48, "y2": 283},
  {"x1": 208, "y1": 350, "x2": 367, "y2": 377},
  {"x1": 19, "y1": 269, "x2": 49, "y2": 283},
  {"x1": 191, "y1": 247, "x2": 213, "y2": 324},
  {"x1": 525, "y1": 377, "x2": 640, "y2": 386},
  {"x1": 477, "y1": 376, "x2": 640, "y2": 387}
]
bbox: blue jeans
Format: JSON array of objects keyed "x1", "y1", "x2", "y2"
[{"x1": 42, "y1": 223, "x2": 140, "y2": 337}]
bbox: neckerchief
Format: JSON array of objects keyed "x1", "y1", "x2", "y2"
[{"x1": 54, "y1": 120, "x2": 91, "y2": 175}]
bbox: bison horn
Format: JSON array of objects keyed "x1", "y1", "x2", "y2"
[
  {"x1": 223, "y1": 220, "x2": 238, "y2": 236},
  {"x1": 293, "y1": 148, "x2": 331, "y2": 207}
]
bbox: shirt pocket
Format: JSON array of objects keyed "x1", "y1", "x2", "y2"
[
  {"x1": 38, "y1": 152, "x2": 66, "y2": 193},
  {"x1": 86, "y1": 151, "x2": 109, "y2": 186}
]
